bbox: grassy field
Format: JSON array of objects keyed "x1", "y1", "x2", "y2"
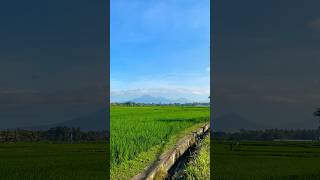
[
  {"x1": 0, "y1": 143, "x2": 108, "y2": 180},
  {"x1": 186, "y1": 135, "x2": 210, "y2": 180},
  {"x1": 110, "y1": 105, "x2": 210, "y2": 179},
  {"x1": 213, "y1": 140, "x2": 320, "y2": 180}
]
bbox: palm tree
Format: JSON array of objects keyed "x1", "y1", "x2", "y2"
[
  {"x1": 314, "y1": 108, "x2": 320, "y2": 118},
  {"x1": 314, "y1": 108, "x2": 320, "y2": 140},
  {"x1": 314, "y1": 108, "x2": 320, "y2": 127}
]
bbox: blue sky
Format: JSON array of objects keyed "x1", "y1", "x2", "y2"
[{"x1": 110, "y1": 0, "x2": 210, "y2": 102}]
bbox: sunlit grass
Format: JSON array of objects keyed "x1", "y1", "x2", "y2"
[
  {"x1": 110, "y1": 106, "x2": 209, "y2": 179},
  {"x1": 186, "y1": 135, "x2": 210, "y2": 180}
]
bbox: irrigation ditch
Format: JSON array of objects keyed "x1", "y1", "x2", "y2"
[{"x1": 132, "y1": 124, "x2": 210, "y2": 180}]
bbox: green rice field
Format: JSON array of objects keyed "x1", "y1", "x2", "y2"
[
  {"x1": 213, "y1": 141, "x2": 320, "y2": 180},
  {"x1": 0, "y1": 143, "x2": 108, "y2": 180},
  {"x1": 110, "y1": 105, "x2": 210, "y2": 179}
]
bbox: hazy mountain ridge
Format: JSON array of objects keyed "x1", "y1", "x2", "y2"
[
  {"x1": 214, "y1": 112, "x2": 319, "y2": 132},
  {"x1": 214, "y1": 113, "x2": 262, "y2": 132},
  {"x1": 22, "y1": 109, "x2": 108, "y2": 131},
  {"x1": 130, "y1": 95, "x2": 193, "y2": 104}
]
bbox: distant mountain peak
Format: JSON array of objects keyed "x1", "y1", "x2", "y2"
[
  {"x1": 129, "y1": 95, "x2": 192, "y2": 104},
  {"x1": 214, "y1": 113, "x2": 261, "y2": 132}
]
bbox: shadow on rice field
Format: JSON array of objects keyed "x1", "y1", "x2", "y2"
[{"x1": 212, "y1": 140, "x2": 320, "y2": 180}]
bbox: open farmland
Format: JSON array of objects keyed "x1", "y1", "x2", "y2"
[
  {"x1": 0, "y1": 143, "x2": 108, "y2": 180},
  {"x1": 213, "y1": 141, "x2": 320, "y2": 179},
  {"x1": 110, "y1": 105, "x2": 210, "y2": 179}
]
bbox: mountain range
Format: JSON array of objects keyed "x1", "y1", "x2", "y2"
[
  {"x1": 213, "y1": 113, "x2": 318, "y2": 132},
  {"x1": 130, "y1": 95, "x2": 193, "y2": 104},
  {"x1": 24, "y1": 109, "x2": 108, "y2": 131},
  {"x1": 213, "y1": 113, "x2": 262, "y2": 132},
  {"x1": 21, "y1": 108, "x2": 317, "y2": 132}
]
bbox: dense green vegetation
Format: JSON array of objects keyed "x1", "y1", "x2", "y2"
[
  {"x1": 0, "y1": 143, "x2": 108, "y2": 180},
  {"x1": 213, "y1": 140, "x2": 320, "y2": 179},
  {"x1": 186, "y1": 135, "x2": 210, "y2": 180},
  {"x1": 110, "y1": 105, "x2": 209, "y2": 179},
  {"x1": 0, "y1": 127, "x2": 107, "y2": 143}
]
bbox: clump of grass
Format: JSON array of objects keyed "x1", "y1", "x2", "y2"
[{"x1": 185, "y1": 135, "x2": 210, "y2": 180}]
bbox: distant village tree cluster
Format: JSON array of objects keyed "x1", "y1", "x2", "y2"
[
  {"x1": 0, "y1": 127, "x2": 108, "y2": 143},
  {"x1": 213, "y1": 129, "x2": 320, "y2": 141}
]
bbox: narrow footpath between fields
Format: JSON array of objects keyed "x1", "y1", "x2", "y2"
[
  {"x1": 167, "y1": 131, "x2": 209, "y2": 179},
  {"x1": 132, "y1": 124, "x2": 209, "y2": 180}
]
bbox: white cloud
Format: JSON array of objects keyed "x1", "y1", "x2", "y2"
[
  {"x1": 111, "y1": 72, "x2": 209, "y2": 91},
  {"x1": 110, "y1": 72, "x2": 210, "y2": 102}
]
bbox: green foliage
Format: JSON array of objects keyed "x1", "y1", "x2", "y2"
[
  {"x1": 186, "y1": 136, "x2": 210, "y2": 180},
  {"x1": 110, "y1": 106, "x2": 209, "y2": 179},
  {"x1": 213, "y1": 141, "x2": 320, "y2": 179}
]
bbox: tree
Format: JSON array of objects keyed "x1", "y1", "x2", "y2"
[
  {"x1": 314, "y1": 108, "x2": 320, "y2": 128},
  {"x1": 314, "y1": 108, "x2": 320, "y2": 118},
  {"x1": 313, "y1": 108, "x2": 320, "y2": 140}
]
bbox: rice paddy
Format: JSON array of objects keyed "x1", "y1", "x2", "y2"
[
  {"x1": 110, "y1": 105, "x2": 210, "y2": 179},
  {"x1": 212, "y1": 140, "x2": 320, "y2": 179},
  {"x1": 0, "y1": 143, "x2": 108, "y2": 180}
]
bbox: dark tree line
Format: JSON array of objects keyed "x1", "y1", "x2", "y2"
[
  {"x1": 0, "y1": 127, "x2": 109, "y2": 143},
  {"x1": 212, "y1": 108, "x2": 320, "y2": 141},
  {"x1": 213, "y1": 129, "x2": 320, "y2": 141}
]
